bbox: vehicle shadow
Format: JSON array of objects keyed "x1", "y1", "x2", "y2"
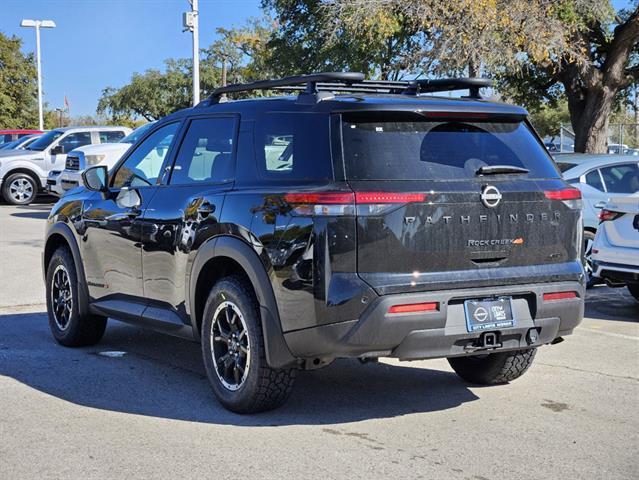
[
  {"x1": 0, "y1": 312, "x2": 479, "y2": 426},
  {"x1": 585, "y1": 286, "x2": 639, "y2": 322}
]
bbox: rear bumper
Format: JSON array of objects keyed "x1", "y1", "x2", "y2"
[
  {"x1": 593, "y1": 261, "x2": 639, "y2": 285},
  {"x1": 283, "y1": 281, "x2": 584, "y2": 361}
]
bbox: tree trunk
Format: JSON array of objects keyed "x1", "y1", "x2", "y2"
[{"x1": 569, "y1": 86, "x2": 616, "y2": 153}]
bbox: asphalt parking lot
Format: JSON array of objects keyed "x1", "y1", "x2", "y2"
[{"x1": 0, "y1": 202, "x2": 637, "y2": 480}]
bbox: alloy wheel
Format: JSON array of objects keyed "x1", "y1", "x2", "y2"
[
  {"x1": 51, "y1": 264, "x2": 73, "y2": 330},
  {"x1": 9, "y1": 178, "x2": 34, "y2": 203},
  {"x1": 584, "y1": 236, "x2": 594, "y2": 283},
  {"x1": 210, "y1": 301, "x2": 251, "y2": 391}
]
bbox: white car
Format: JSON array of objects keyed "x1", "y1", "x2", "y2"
[
  {"x1": 591, "y1": 192, "x2": 639, "y2": 301},
  {"x1": 0, "y1": 126, "x2": 130, "y2": 205},
  {"x1": 49, "y1": 122, "x2": 155, "y2": 197}
]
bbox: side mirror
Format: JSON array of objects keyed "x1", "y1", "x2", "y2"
[
  {"x1": 82, "y1": 165, "x2": 108, "y2": 192},
  {"x1": 51, "y1": 145, "x2": 65, "y2": 155},
  {"x1": 116, "y1": 187, "x2": 141, "y2": 209}
]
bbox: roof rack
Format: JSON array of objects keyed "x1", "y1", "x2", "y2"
[{"x1": 207, "y1": 72, "x2": 492, "y2": 104}]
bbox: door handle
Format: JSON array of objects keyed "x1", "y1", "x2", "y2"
[{"x1": 594, "y1": 201, "x2": 606, "y2": 209}]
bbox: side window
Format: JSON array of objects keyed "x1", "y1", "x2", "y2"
[
  {"x1": 100, "y1": 131, "x2": 125, "y2": 143},
  {"x1": 585, "y1": 169, "x2": 604, "y2": 191},
  {"x1": 600, "y1": 163, "x2": 639, "y2": 194},
  {"x1": 256, "y1": 113, "x2": 332, "y2": 180},
  {"x1": 58, "y1": 132, "x2": 92, "y2": 153},
  {"x1": 112, "y1": 122, "x2": 179, "y2": 189},
  {"x1": 170, "y1": 117, "x2": 236, "y2": 185}
]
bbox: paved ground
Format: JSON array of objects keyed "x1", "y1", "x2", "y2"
[{"x1": 0, "y1": 202, "x2": 637, "y2": 480}]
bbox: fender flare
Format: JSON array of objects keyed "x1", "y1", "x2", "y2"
[
  {"x1": 2, "y1": 162, "x2": 46, "y2": 188},
  {"x1": 189, "y1": 235, "x2": 297, "y2": 369},
  {"x1": 44, "y1": 223, "x2": 91, "y2": 317}
]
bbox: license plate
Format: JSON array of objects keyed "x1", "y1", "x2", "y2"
[{"x1": 464, "y1": 297, "x2": 515, "y2": 332}]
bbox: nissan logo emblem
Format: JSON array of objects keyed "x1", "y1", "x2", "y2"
[{"x1": 481, "y1": 185, "x2": 502, "y2": 208}]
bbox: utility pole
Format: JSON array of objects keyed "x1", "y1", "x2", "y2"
[
  {"x1": 20, "y1": 19, "x2": 56, "y2": 130},
  {"x1": 183, "y1": 1, "x2": 200, "y2": 106}
]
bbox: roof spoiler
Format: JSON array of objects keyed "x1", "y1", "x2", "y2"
[{"x1": 205, "y1": 72, "x2": 492, "y2": 104}]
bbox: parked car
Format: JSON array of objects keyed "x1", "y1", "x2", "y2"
[
  {"x1": 43, "y1": 73, "x2": 585, "y2": 413},
  {"x1": 0, "y1": 125, "x2": 131, "y2": 205},
  {"x1": 0, "y1": 129, "x2": 43, "y2": 145},
  {"x1": 555, "y1": 154, "x2": 639, "y2": 286},
  {"x1": 591, "y1": 193, "x2": 639, "y2": 301},
  {"x1": 0, "y1": 134, "x2": 41, "y2": 151},
  {"x1": 48, "y1": 122, "x2": 155, "y2": 197}
]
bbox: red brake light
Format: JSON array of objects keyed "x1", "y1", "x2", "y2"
[
  {"x1": 388, "y1": 302, "x2": 439, "y2": 314},
  {"x1": 355, "y1": 192, "x2": 427, "y2": 204},
  {"x1": 543, "y1": 291, "x2": 577, "y2": 302},
  {"x1": 544, "y1": 188, "x2": 581, "y2": 200},
  {"x1": 598, "y1": 209, "x2": 622, "y2": 222},
  {"x1": 284, "y1": 192, "x2": 354, "y2": 204}
]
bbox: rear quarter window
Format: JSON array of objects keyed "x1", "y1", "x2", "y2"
[
  {"x1": 341, "y1": 112, "x2": 560, "y2": 180},
  {"x1": 255, "y1": 113, "x2": 332, "y2": 181}
]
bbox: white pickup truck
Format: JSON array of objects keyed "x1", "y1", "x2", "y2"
[
  {"x1": 48, "y1": 122, "x2": 155, "y2": 197},
  {"x1": 0, "y1": 125, "x2": 130, "y2": 205}
]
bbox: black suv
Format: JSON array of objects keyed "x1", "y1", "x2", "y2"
[{"x1": 43, "y1": 73, "x2": 585, "y2": 413}]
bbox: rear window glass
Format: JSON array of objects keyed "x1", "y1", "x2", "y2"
[
  {"x1": 557, "y1": 162, "x2": 577, "y2": 173},
  {"x1": 341, "y1": 113, "x2": 559, "y2": 180},
  {"x1": 256, "y1": 113, "x2": 332, "y2": 180}
]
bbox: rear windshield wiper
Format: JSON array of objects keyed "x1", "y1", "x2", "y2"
[{"x1": 475, "y1": 165, "x2": 530, "y2": 176}]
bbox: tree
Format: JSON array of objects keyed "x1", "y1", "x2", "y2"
[
  {"x1": 528, "y1": 101, "x2": 571, "y2": 140},
  {"x1": 0, "y1": 32, "x2": 37, "y2": 128}
]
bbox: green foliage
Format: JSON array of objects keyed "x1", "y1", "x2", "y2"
[
  {"x1": 528, "y1": 101, "x2": 571, "y2": 139},
  {"x1": 0, "y1": 32, "x2": 37, "y2": 129}
]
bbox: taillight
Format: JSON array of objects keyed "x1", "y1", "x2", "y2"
[
  {"x1": 543, "y1": 291, "x2": 577, "y2": 302},
  {"x1": 544, "y1": 187, "x2": 582, "y2": 209},
  {"x1": 284, "y1": 191, "x2": 426, "y2": 216},
  {"x1": 544, "y1": 188, "x2": 581, "y2": 200},
  {"x1": 598, "y1": 209, "x2": 623, "y2": 222},
  {"x1": 388, "y1": 302, "x2": 439, "y2": 314}
]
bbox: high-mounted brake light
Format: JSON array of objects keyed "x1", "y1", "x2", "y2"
[
  {"x1": 388, "y1": 302, "x2": 439, "y2": 314},
  {"x1": 598, "y1": 209, "x2": 623, "y2": 223},
  {"x1": 543, "y1": 291, "x2": 577, "y2": 302},
  {"x1": 544, "y1": 188, "x2": 581, "y2": 200}
]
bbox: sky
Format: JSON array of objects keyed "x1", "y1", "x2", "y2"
[
  {"x1": 2, "y1": 0, "x2": 635, "y2": 117},
  {"x1": 2, "y1": 0, "x2": 263, "y2": 116}
]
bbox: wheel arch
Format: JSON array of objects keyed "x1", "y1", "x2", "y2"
[
  {"x1": 189, "y1": 235, "x2": 297, "y2": 368},
  {"x1": 2, "y1": 166, "x2": 43, "y2": 190},
  {"x1": 44, "y1": 223, "x2": 91, "y2": 316}
]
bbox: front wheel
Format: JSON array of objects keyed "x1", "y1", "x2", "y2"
[
  {"x1": 201, "y1": 276, "x2": 296, "y2": 413},
  {"x1": 46, "y1": 247, "x2": 107, "y2": 346},
  {"x1": 583, "y1": 230, "x2": 597, "y2": 289},
  {"x1": 448, "y1": 348, "x2": 537, "y2": 385},
  {"x1": 2, "y1": 172, "x2": 38, "y2": 205}
]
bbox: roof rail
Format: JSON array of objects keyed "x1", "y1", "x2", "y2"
[{"x1": 206, "y1": 72, "x2": 492, "y2": 104}]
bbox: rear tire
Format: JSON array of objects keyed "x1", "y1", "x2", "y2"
[
  {"x1": 583, "y1": 230, "x2": 597, "y2": 289},
  {"x1": 448, "y1": 348, "x2": 537, "y2": 385},
  {"x1": 201, "y1": 275, "x2": 296, "y2": 413},
  {"x1": 2, "y1": 172, "x2": 38, "y2": 205},
  {"x1": 627, "y1": 283, "x2": 639, "y2": 302},
  {"x1": 46, "y1": 247, "x2": 107, "y2": 346}
]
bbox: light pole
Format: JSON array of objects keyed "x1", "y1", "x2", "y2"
[
  {"x1": 20, "y1": 19, "x2": 56, "y2": 131},
  {"x1": 183, "y1": 0, "x2": 200, "y2": 105}
]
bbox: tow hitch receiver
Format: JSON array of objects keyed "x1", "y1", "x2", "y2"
[{"x1": 465, "y1": 331, "x2": 502, "y2": 352}]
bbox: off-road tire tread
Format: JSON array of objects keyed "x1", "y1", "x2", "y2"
[
  {"x1": 448, "y1": 348, "x2": 537, "y2": 385},
  {"x1": 47, "y1": 247, "x2": 107, "y2": 347},
  {"x1": 202, "y1": 275, "x2": 296, "y2": 413}
]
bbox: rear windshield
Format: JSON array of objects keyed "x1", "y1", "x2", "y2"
[
  {"x1": 341, "y1": 113, "x2": 560, "y2": 180},
  {"x1": 556, "y1": 162, "x2": 578, "y2": 173}
]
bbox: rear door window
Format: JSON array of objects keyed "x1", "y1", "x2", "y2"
[
  {"x1": 100, "y1": 130, "x2": 125, "y2": 143},
  {"x1": 170, "y1": 117, "x2": 236, "y2": 185},
  {"x1": 341, "y1": 112, "x2": 559, "y2": 180},
  {"x1": 599, "y1": 163, "x2": 639, "y2": 194}
]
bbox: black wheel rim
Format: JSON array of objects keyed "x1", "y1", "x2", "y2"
[
  {"x1": 51, "y1": 265, "x2": 73, "y2": 330},
  {"x1": 210, "y1": 301, "x2": 250, "y2": 391}
]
